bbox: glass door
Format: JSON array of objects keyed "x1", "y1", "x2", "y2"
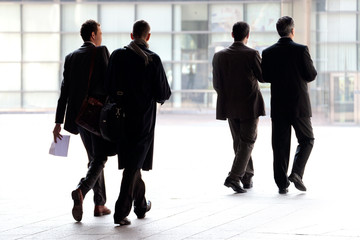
[{"x1": 330, "y1": 73, "x2": 358, "y2": 123}]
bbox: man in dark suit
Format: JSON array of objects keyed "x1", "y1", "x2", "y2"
[
  {"x1": 212, "y1": 22, "x2": 265, "y2": 193},
  {"x1": 105, "y1": 20, "x2": 171, "y2": 226},
  {"x1": 261, "y1": 16, "x2": 317, "y2": 194},
  {"x1": 53, "y1": 20, "x2": 111, "y2": 221}
]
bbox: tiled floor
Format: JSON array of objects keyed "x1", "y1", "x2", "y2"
[{"x1": 0, "y1": 113, "x2": 359, "y2": 240}]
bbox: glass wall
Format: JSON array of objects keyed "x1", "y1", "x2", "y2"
[
  {"x1": 311, "y1": 0, "x2": 360, "y2": 123},
  {"x1": 0, "y1": 0, "x2": 359, "y2": 124}
]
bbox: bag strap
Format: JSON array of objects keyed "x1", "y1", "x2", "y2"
[{"x1": 85, "y1": 47, "x2": 97, "y2": 96}]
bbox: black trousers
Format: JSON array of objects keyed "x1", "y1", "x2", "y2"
[
  {"x1": 271, "y1": 117, "x2": 314, "y2": 189},
  {"x1": 78, "y1": 127, "x2": 108, "y2": 206},
  {"x1": 114, "y1": 168, "x2": 147, "y2": 221},
  {"x1": 227, "y1": 118, "x2": 258, "y2": 182}
]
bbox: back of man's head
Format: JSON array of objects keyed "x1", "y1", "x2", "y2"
[
  {"x1": 232, "y1": 22, "x2": 250, "y2": 42},
  {"x1": 132, "y1": 20, "x2": 151, "y2": 39},
  {"x1": 276, "y1": 16, "x2": 294, "y2": 37},
  {"x1": 80, "y1": 20, "x2": 99, "y2": 42}
]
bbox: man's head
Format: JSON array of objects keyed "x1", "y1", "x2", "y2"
[
  {"x1": 232, "y1": 22, "x2": 250, "y2": 43},
  {"x1": 276, "y1": 16, "x2": 295, "y2": 38},
  {"x1": 131, "y1": 20, "x2": 151, "y2": 41},
  {"x1": 80, "y1": 20, "x2": 102, "y2": 46}
]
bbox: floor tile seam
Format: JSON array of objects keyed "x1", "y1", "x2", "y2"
[
  {"x1": 175, "y1": 207, "x2": 270, "y2": 240},
  {"x1": 128, "y1": 204, "x2": 240, "y2": 239},
  {"x1": 0, "y1": 214, "x2": 73, "y2": 234}
]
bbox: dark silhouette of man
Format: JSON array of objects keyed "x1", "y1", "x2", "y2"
[
  {"x1": 105, "y1": 20, "x2": 171, "y2": 225},
  {"x1": 212, "y1": 22, "x2": 265, "y2": 193},
  {"x1": 53, "y1": 20, "x2": 111, "y2": 221},
  {"x1": 261, "y1": 16, "x2": 317, "y2": 194}
]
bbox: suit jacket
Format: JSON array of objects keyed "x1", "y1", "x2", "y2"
[
  {"x1": 212, "y1": 42, "x2": 265, "y2": 120},
  {"x1": 261, "y1": 38, "x2": 317, "y2": 118},
  {"x1": 55, "y1": 42, "x2": 110, "y2": 134},
  {"x1": 105, "y1": 44, "x2": 171, "y2": 171}
]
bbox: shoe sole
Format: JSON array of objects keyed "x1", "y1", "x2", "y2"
[
  {"x1": 115, "y1": 218, "x2": 131, "y2": 226},
  {"x1": 94, "y1": 211, "x2": 111, "y2": 217},
  {"x1": 224, "y1": 182, "x2": 247, "y2": 193},
  {"x1": 71, "y1": 191, "x2": 83, "y2": 222},
  {"x1": 288, "y1": 177, "x2": 307, "y2": 191}
]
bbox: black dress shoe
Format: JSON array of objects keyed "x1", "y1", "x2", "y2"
[
  {"x1": 288, "y1": 173, "x2": 307, "y2": 191},
  {"x1": 279, "y1": 188, "x2": 288, "y2": 194},
  {"x1": 134, "y1": 200, "x2": 151, "y2": 219},
  {"x1": 224, "y1": 177, "x2": 246, "y2": 193},
  {"x1": 242, "y1": 181, "x2": 253, "y2": 189}
]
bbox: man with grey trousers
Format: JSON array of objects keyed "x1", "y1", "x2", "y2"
[{"x1": 212, "y1": 21, "x2": 265, "y2": 193}]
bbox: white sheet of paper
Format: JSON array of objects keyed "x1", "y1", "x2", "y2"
[{"x1": 49, "y1": 135, "x2": 70, "y2": 157}]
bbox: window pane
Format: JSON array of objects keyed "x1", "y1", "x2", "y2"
[
  {"x1": 102, "y1": 33, "x2": 130, "y2": 54},
  {"x1": 137, "y1": 4, "x2": 172, "y2": 32},
  {"x1": 0, "y1": 64, "x2": 21, "y2": 91},
  {"x1": 61, "y1": 34, "x2": 83, "y2": 60},
  {"x1": 0, "y1": 34, "x2": 21, "y2": 61},
  {"x1": 23, "y1": 34, "x2": 60, "y2": 61},
  {"x1": 100, "y1": 4, "x2": 134, "y2": 32},
  {"x1": 210, "y1": 4, "x2": 243, "y2": 32},
  {"x1": 326, "y1": 44, "x2": 356, "y2": 71},
  {"x1": 149, "y1": 34, "x2": 172, "y2": 61},
  {"x1": 179, "y1": 4, "x2": 208, "y2": 31},
  {"x1": 248, "y1": 32, "x2": 279, "y2": 52},
  {"x1": 0, "y1": 93, "x2": 21, "y2": 109},
  {"x1": 0, "y1": 4, "x2": 20, "y2": 32},
  {"x1": 210, "y1": 33, "x2": 231, "y2": 45},
  {"x1": 23, "y1": 4, "x2": 60, "y2": 32},
  {"x1": 327, "y1": 0, "x2": 357, "y2": 11},
  {"x1": 23, "y1": 93, "x2": 59, "y2": 108},
  {"x1": 23, "y1": 63, "x2": 60, "y2": 91},
  {"x1": 180, "y1": 63, "x2": 209, "y2": 89},
  {"x1": 61, "y1": 4, "x2": 98, "y2": 32},
  {"x1": 174, "y1": 34, "x2": 208, "y2": 61},
  {"x1": 327, "y1": 14, "x2": 356, "y2": 42},
  {"x1": 246, "y1": 3, "x2": 280, "y2": 31}
]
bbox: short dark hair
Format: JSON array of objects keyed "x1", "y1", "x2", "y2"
[
  {"x1": 80, "y1": 20, "x2": 100, "y2": 42},
  {"x1": 232, "y1": 22, "x2": 250, "y2": 41},
  {"x1": 132, "y1": 20, "x2": 151, "y2": 39},
  {"x1": 276, "y1": 16, "x2": 294, "y2": 37}
]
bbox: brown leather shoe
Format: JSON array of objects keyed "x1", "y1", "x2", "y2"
[
  {"x1": 71, "y1": 189, "x2": 83, "y2": 222},
  {"x1": 94, "y1": 205, "x2": 111, "y2": 217}
]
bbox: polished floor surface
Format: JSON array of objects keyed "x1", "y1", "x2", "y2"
[{"x1": 0, "y1": 113, "x2": 359, "y2": 240}]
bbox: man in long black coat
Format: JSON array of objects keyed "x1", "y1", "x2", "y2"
[
  {"x1": 261, "y1": 16, "x2": 317, "y2": 194},
  {"x1": 53, "y1": 20, "x2": 111, "y2": 221},
  {"x1": 105, "y1": 20, "x2": 171, "y2": 226}
]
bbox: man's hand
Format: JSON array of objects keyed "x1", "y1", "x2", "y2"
[{"x1": 53, "y1": 124, "x2": 63, "y2": 143}]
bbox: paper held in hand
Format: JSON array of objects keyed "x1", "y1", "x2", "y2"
[{"x1": 49, "y1": 135, "x2": 70, "y2": 157}]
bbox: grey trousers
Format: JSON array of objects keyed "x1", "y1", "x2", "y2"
[
  {"x1": 78, "y1": 127, "x2": 108, "y2": 206},
  {"x1": 227, "y1": 118, "x2": 259, "y2": 182}
]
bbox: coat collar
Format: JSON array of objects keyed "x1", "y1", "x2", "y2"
[
  {"x1": 231, "y1": 41, "x2": 246, "y2": 47},
  {"x1": 277, "y1": 37, "x2": 293, "y2": 44},
  {"x1": 81, "y1": 41, "x2": 96, "y2": 48}
]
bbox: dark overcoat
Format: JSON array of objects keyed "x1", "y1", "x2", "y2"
[
  {"x1": 261, "y1": 38, "x2": 317, "y2": 118},
  {"x1": 105, "y1": 44, "x2": 171, "y2": 171},
  {"x1": 212, "y1": 42, "x2": 265, "y2": 120},
  {"x1": 55, "y1": 42, "x2": 110, "y2": 134}
]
